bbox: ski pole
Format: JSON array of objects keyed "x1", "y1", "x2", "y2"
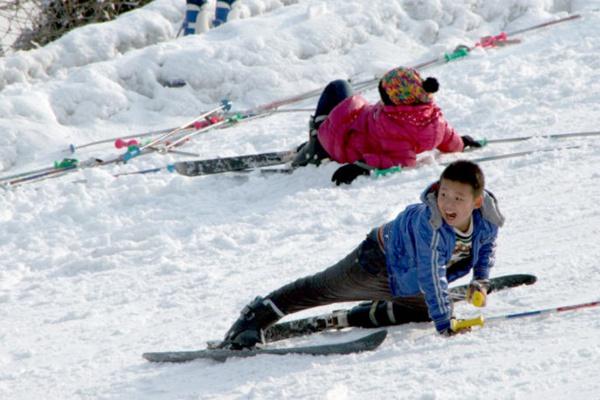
[
  {"x1": 370, "y1": 145, "x2": 584, "y2": 178},
  {"x1": 463, "y1": 145, "x2": 581, "y2": 163},
  {"x1": 506, "y1": 14, "x2": 580, "y2": 36},
  {"x1": 452, "y1": 300, "x2": 600, "y2": 331},
  {"x1": 0, "y1": 164, "x2": 61, "y2": 184},
  {"x1": 486, "y1": 300, "x2": 600, "y2": 323},
  {"x1": 480, "y1": 130, "x2": 600, "y2": 145},
  {"x1": 157, "y1": 110, "x2": 265, "y2": 154},
  {"x1": 128, "y1": 100, "x2": 231, "y2": 157},
  {"x1": 113, "y1": 165, "x2": 176, "y2": 177},
  {"x1": 417, "y1": 15, "x2": 580, "y2": 70},
  {"x1": 67, "y1": 126, "x2": 174, "y2": 153},
  {"x1": 67, "y1": 108, "x2": 312, "y2": 154},
  {"x1": 158, "y1": 118, "x2": 229, "y2": 153}
]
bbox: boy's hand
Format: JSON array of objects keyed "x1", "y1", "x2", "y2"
[{"x1": 466, "y1": 280, "x2": 489, "y2": 307}]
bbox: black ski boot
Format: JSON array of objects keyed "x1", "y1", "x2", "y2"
[
  {"x1": 292, "y1": 115, "x2": 330, "y2": 167},
  {"x1": 221, "y1": 297, "x2": 285, "y2": 349}
]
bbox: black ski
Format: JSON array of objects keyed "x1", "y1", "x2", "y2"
[
  {"x1": 173, "y1": 150, "x2": 296, "y2": 176},
  {"x1": 143, "y1": 329, "x2": 387, "y2": 363},
  {"x1": 263, "y1": 274, "x2": 537, "y2": 343},
  {"x1": 448, "y1": 273, "x2": 536, "y2": 298}
]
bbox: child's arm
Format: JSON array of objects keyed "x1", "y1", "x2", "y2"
[
  {"x1": 414, "y1": 228, "x2": 454, "y2": 334},
  {"x1": 473, "y1": 229, "x2": 499, "y2": 280},
  {"x1": 435, "y1": 119, "x2": 464, "y2": 154}
]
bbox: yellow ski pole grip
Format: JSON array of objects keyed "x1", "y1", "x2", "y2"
[
  {"x1": 471, "y1": 290, "x2": 486, "y2": 307},
  {"x1": 451, "y1": 315, "x2": 485, "y2": 332}
]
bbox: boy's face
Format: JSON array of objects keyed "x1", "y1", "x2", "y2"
[{"x1": 437, "y1": 179, "x2": 483, "y2": 232}]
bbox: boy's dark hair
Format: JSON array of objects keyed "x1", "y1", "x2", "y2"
[{"x1": 440, "y1": 160, "x2": 485, "y2": 196}]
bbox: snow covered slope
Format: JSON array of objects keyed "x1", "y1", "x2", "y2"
[{"x1": 1, "y1": 1, "x2": 599, "y2": 399}]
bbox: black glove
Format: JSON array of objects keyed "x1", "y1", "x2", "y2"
[
  {"x1": 331, "y1": 163, "x2": 370, "y2": 185},
  {"x1": 461, "y1": 135, "x2": 483, "y2": 149}
]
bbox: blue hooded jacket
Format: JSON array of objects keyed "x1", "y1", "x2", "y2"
[{"x1": 381, "y1": 182, "x2": 504, "y2": 332}]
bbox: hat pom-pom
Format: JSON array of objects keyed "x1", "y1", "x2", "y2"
[{"x1": 422, "y1": 77, "x2": 439, "y2": 93}]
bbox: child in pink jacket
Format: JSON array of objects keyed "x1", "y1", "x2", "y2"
[{"x1": 292, "y1": 67, "x2": 481, "y2": 184}]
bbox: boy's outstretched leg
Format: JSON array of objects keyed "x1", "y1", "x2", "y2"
[{"x1": 220, "y1": 231, "x2": 393, "y2": 349}]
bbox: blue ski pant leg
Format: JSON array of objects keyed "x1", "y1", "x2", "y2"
[{"x1": 314, "y1": 79, "x2": 354, "y2": 118}]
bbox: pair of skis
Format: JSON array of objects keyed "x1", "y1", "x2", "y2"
[
  {"x1": 143, "y1": 274, "x2": 537, "y2": 363},
  {"x1": 119, "y1": 129, "x2": 600, "y2": 179}
]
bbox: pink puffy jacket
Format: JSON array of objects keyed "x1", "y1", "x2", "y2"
[{"x1": 317, "y1": 95, "x2": 464, "y2": 169}]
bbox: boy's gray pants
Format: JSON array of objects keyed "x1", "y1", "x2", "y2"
[{"x1": 266, "y1": 230, "x2": 431, "y2": 325}]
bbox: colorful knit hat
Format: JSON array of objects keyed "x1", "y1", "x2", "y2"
[{"x1": 379, "y1": 67, "x2": 439, "y2": 106}]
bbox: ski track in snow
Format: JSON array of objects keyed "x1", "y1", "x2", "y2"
[{"x1": 1, "y1": 0, "x2": 600, "y2": 399}]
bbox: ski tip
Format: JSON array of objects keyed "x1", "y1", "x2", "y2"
[
  {"x1": 496, "y1": 273, "x2": 537, "y2": 285},
  {"x1": 172, "y1": 162, "x2": 190, "y2": 176},
  {"x1": 362, "y1": 329, "x2": 388, "y2": 348},
  {"x1": 514, "y1": 273, "x2": 537, "y2": 285},
  {"x1": 142, "y1": 351, "x2": 192, "y2": 363}
]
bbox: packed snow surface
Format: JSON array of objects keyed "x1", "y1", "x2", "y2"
[{"x1": 1, "y1": 0, "x2": 599, "y2": 399}]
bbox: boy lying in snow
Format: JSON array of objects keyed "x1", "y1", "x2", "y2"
[
  {"x1": 220, "y1": 160, "x2": 502, "y2": 349},
  {"x1": 293, "y1": 67, "x2": 482, "y2": 184}
]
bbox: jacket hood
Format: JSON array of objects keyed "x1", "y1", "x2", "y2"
[
  {"x1": 380, "y1": 102, "x2": 441, "y2": 127},
  {"x1": 420, "y1": 181, "x2": 505, "y2": 229}
]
